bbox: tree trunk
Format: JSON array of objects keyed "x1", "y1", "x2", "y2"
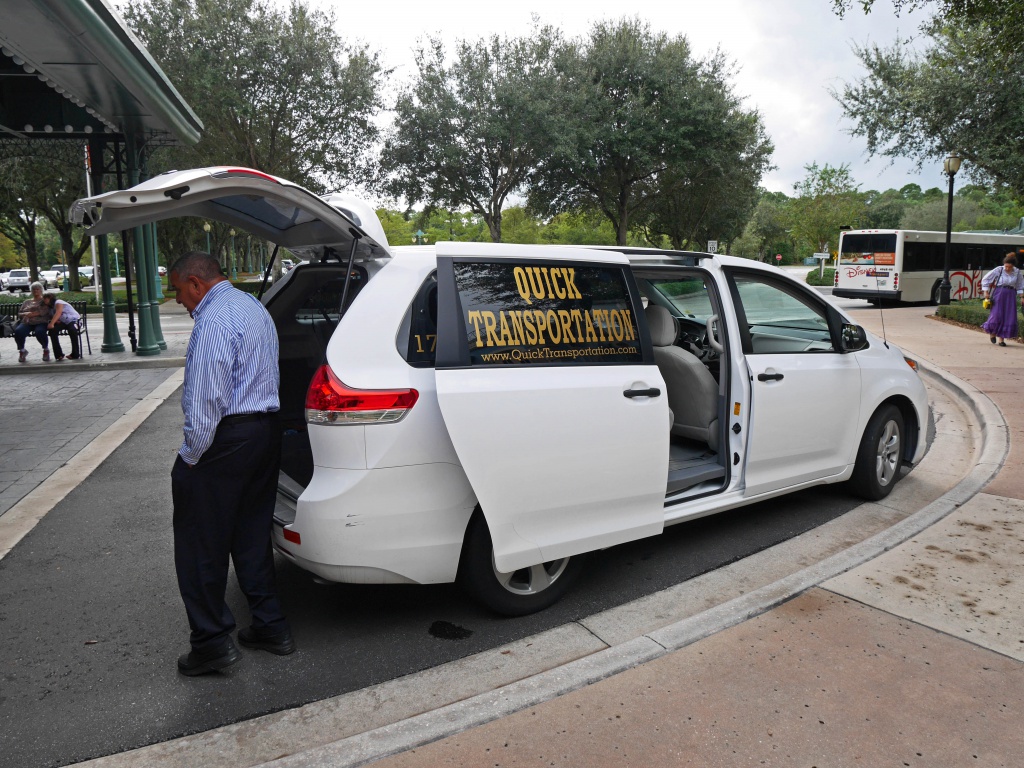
[{"x1": 485, "y1": 210, "x2": 502, "y2": 242}]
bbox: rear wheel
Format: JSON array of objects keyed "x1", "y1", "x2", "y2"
[
  {"x1": 457, "y1": 510, "x2": 585, "y2": 616},
  {"x1": 930, "y1": 280, "x2": 942, "y2": 305},
  {"x1": 849, "y1": 404, "x2": 904, "y2": 500}
]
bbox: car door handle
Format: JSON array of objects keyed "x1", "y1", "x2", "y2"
[
  {"x1": 757, "y1": 372, "x2": 784, "y2": 382},
  {"x1": 623, "y1": 387, "x2": 661, "y2": 398}
]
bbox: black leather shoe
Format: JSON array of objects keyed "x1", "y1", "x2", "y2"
[
  {"x1": 238, "y1": 626, "x2": 295, "y2": 656},
  {"x1": 177, "y1": 639, "x2": 241, "y2": 676}
]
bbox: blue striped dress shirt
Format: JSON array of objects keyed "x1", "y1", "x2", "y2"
[{"x1": 180, "y1": 280, "x2": 280, "y2": 465}]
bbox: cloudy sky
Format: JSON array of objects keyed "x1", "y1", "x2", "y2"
[{"x1": 321, "y1": 0, "x2": 945, "y2": 196}]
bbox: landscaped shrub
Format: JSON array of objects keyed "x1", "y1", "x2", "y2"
[
  {"x1": 805, "y1": 268, "x2": 836, "y2": 286},
  {"x1": 937, "y1": 298, "x2": 1024, "y2": 341}
]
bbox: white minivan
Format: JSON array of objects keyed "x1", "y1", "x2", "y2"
[{"x1": 71, "y1": 167, "x2": 928, "y2": 615}]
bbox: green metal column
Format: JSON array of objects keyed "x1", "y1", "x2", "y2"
[
  {"x1": 143, "y1": 220, "x2": 167, "y2": 350},
  {"x1": 90, "y1": 138, "x2": 124, "y2": 353},
  {"x1": 97, "y1": 235, "x2": 124, "y2": 352},
  {"x1": 151, "y1": 223, "x2": 165, "y2": 300},
  {"x1": 126, "y1": 135, "x2": 159, "y2": 356}
]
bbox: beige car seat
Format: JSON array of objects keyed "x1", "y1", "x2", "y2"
[{"x1": 645, "y1": 305, "x2": 719, "y2": 451}]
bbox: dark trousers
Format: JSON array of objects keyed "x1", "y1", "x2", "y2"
[
  {"x1": 170, "y1": 415, "x2": 289, "y2": 652},
  {"x1": 49, "y1": 322, "x2": 80, "y2": 358},
  {"x1": 14, "y1": 322, "x2": 48, "y2": 350}
]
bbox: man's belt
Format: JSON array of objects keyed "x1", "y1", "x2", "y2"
[{"x1": 220, "y1": 412, "x2": 271, "y2": 425}]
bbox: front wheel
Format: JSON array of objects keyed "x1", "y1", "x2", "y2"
[
  {"x1": 849, "y1": 404, "x2": 904, "y2": 500},
  {"x1": 930, "y1": 280, "x2": 943, "y2": 306},
  {"x1": 457, "y1": 510, "x2": 585, "y2": 617}
]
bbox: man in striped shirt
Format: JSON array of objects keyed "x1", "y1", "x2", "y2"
[{"x1": 169, "y1": 252, "x2": 294, "y2": 676}]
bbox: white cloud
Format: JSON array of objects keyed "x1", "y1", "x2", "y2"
[{"x1": 316, "y1": 0, "x2": 948, "y2": 195}]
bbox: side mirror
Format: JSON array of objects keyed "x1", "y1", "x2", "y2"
[{"x1": 840, "y1": 323, "x2": 869, "y2": 352}]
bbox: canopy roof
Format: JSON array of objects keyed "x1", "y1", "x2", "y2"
[{"x1": 0, "y1": 0, "x2": 202, "y2": 146}]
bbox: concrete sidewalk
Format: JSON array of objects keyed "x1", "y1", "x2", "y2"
[
  {"x1": 352, "y1": 307, "x2": 1024, "y2": 768},
  {"x1": 0, "y1": 300, "x2": 190, "y2": 374}
]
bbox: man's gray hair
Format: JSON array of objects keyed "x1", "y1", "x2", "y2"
[
  {"x1": 30, "y1": 281, "x2": 43, "y2": 292},
  {"x1": 169, "y1": 252, "x2": 224, "y2": 282}
]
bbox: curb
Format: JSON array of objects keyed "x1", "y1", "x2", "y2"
[
  {"x1": 0, "y1": 357, "x2": 185, "y2": 375},
  {"x1": 254, "y1": 359, "x2": 1006, "y2": 768}
]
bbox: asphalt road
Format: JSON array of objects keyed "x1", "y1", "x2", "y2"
[{"x1": 0, "y1": 391, "x2": 882, "y2": 768}]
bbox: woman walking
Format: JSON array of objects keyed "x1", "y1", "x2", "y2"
[{"x1": 981, "y1": 253, "x2": 1024, "y2": 346}]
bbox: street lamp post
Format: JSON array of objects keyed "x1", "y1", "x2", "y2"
[
  {"x1": 229, "y1": 228, "x2": 237, "y2": 280},
  {"x1": 203, "y1": 221, "x2": 211, "y2": 254},
  {"x1": 113, "y1": 247, "x2": 119, "y2": 277},
  {"x1": 939, "y1": 152, "x2": 962, "y2": 305}
]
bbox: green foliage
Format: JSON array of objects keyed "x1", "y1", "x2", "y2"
[
  {"x1": 538, "y1": 211, "x2": 619, "y2": 246},
  {"x1": 833, "y1": 0, "x2": 1024, "y2": 58},
  {"x1": 936, "y1": 298, "x2": 1024, "y2": 341},
  {"x1": 0, "y1": 146, "x2": 93, "y2": 290},
  {"x1": 529, "y1": 18, "x2": 768, "y2": 246},
  {"x1": 898, "y1": 197, "x2": 985, "y2": 231},
  {"x1": 789, "y1": 163, "x2": 866, "y2": 253},
  {"x1": 835, "y1": 23, "x2": 1024, "y2": 195},
  {"x1": 805, "y1": 267, "x2": 837, "y2": 286},
  {"x1": 380, "y1": 28, "x2": 560, "y2": 242},
  {"x1": 126, "y1": 0, "x2": 386, "y2": 259},
  {"x1": 0, "y1": 232, "x2": 22, "y2": 268}
]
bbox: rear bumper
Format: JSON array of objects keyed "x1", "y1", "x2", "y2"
[
  {"x1": 272, "y1": 462, "x2": 477, "y2": 585},
  {"x1": 833, "y1": 288, "x2": 902, "y2": 300}
]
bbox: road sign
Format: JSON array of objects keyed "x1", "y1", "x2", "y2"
[
  {"x1": 775, "y1": 254, "x2": 782, "y2": 261},
  {"x1": 707, "y1": 240, "x2": 718, "y2": 254}
]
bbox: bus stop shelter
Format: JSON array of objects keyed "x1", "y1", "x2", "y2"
[{"x1": 0, "y1": 0, "x2": 202, "y2": 355}]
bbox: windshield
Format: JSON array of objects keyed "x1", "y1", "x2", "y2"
[
  {"x1": 840, "y1": 233, "x2": 897, "y2": 266},
  {"x1": 645, "y1": 278, "x2": 715, "y2": 323}
]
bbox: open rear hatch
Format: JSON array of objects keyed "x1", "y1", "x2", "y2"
[{"x1": 70, "y1": 166, "x2": 391, "y2": 497}]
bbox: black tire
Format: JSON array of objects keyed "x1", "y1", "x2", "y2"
[
  {"x1": 457, "y1": 510, "x2": 585, "y2": 617},
  {"x1": 849, "y1": 404, "x2": 904, "y2": 500},
  {"x1": 930, "y1": 281, "x2": 942, "y2": 306}
]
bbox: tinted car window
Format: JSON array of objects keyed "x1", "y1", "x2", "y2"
[
  {"x1": 452, "y1": 260, "x2": 643, "y2": 367},
  {"x1": 397, "y1": 273, "x2": 438, "y2": 367}
]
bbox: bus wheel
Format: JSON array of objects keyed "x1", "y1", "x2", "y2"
[
  {"x1": 930, "y1": 281, "x2": 942, "y2": 305},
  {"x1": 457, "y1": 509, "x2": 585, "y2": 616},
  {"x1": 849, "y1": 404, "x2": 904, "y2": 500}
]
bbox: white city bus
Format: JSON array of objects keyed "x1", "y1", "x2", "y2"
[{"x1": 834, "y1": 229, "x2": 1024, "y2": 304}]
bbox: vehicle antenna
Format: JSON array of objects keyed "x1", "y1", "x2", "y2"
[{"x1": 874, "y1": 272, "x2": 889, "y2": 349}]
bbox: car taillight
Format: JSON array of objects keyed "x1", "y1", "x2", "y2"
[
  {"x1": 833, "y1": 270, "x2": 839, "y2": 286},
  {"x1": 305, "y1": 365, "x2": 418, "y2": 425},
  {"x1": 893, "y1": 272, "x2": 899, "y2": 289}
]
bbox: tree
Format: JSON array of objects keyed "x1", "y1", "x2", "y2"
[
  {"x1": 832, "y1": 0, "x2": 1024, "y2": 57},
  {"x1": 746, "y1": 193, "x2": 792, "y2": 261},
  {"x1": 834, "y1": 24, "x2": 1024, "y2": 195},
  {"x1": 899, "y1": 197, "x2": 985, "y2": 231},
  {"x1": 380, "y1": 28, "x2": 559, "y2": 242},
  {"x1": 640, "y1": 55, "x2": 773, "y2": 250},
  {"x1": 789, "y1": 163, "x2": 866, "y2": 253},
  {"x1": 0, "y1": 232, "x2": 20, "y2": 269},
  {"x1": 126, "y1": 0, "x2": 386, "y2": 255},
  {"x1": 0, "y1": 147, "x2": 92, "y2": 289},
  {"x1": 861, "y1": 188, "x2": 906, "y2": 229},
  {"x1": 529, "y1": 19, "x2": 748, "y2": 245}
]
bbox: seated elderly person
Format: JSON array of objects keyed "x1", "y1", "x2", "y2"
[
  {"x1": 41, "y1": 293, "x2": 82, "y2": 360},
  {"x1": 14, "y1": 282, "x2": 54, "y2": 363}
]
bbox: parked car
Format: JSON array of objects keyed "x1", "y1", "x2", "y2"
[
  {"x1": 280, "y1": 258, "x2": 296, "y2": 272},
  {"x1": 39, "y1": 268, "x2": 62, "y2": 288},
  {"x1": 7, "y1": 268, "x2": 31, "y2": 292},
  {"x1": 0, "y1": 269, "x2": 9, "y2": 290},
  {"x1": 77, "y1": 266, "x2": 94, "y2": 286},
  {"x1": 70, "y1": 167, "x2": 929, "y2": 616}
]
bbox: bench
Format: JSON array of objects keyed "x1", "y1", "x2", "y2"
[{"x1": 0, "y1": 298, "x2": 92, "y2": 355}]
